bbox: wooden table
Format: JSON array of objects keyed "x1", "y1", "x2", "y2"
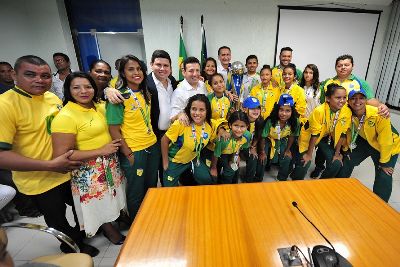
[{"x1": 116, "y1": 178, "x2": 400, "y2": 266}]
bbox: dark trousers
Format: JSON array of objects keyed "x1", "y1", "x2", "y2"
[
  {"x1": 337, "y1": 137, "x2": 397, "y2": 202},
  {"x1": 29, "y1": 181, "x2": 83, "y2": 245}
]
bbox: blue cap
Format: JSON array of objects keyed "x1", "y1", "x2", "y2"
[
  {"x1": 242, "y1": 97, "x2": 261, "y2": 109},
  {"x1": 348, "y1": 88, "x2": 367, "y2": 99},
  {"x1": 278, "y1": 94, "x2": 294, "y2": 107}
]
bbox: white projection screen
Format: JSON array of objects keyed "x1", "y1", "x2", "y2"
[{"x1": 275, "y1": 7, "x2": 381, "y2": 81}]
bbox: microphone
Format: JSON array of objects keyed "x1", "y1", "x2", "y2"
[{"x1": 291, "y1": 201, "x2": 352, "y2": 267}]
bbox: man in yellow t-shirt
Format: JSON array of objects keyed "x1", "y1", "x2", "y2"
[{"x1": 0, "y1": 55, "x2": 98, "y2": 256}]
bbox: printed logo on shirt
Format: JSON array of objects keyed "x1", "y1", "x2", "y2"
[
  {"x1": 206, "y1": 159, "x2": 211, "y2": 167},
  {"x1": 368, "y1": 120, "x2": 375, "y2": 127},
  {"x1": 137, "y1": 168, "x2": 143, "y2": 176},
  {"x1": 167, "y1": 175, "x2": 174, "y2": 181},
  {"x1": 130, "y1": 103, "x2": 138, "y2": 111}
]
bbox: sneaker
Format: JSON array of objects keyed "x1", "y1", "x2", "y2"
[
  {"x1": 60, "y1": 242, "x2": 99, "y2": 257},
  {"x1": 310, "y1": 168, "x2": 324, "y2": 179}
]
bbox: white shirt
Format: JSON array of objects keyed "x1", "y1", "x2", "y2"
[
  {"x1": 152, "y1": 73, "x2": 173, "y2": 130},
  {"x1": 50, "y1": 70, "x2": 74, "y2": 100},
  {"x1": 304, "y1": 85, "x2": 321, "y2": 118},
  {"x1": 242, "y1": 73, "x2": 261, "y2": 99},
  {"x1": 170, "y1": 79, "x2": 207, "y2": 119},
  {"x1": 217, "y1": 63, "x2": 230, "y2": 83}
]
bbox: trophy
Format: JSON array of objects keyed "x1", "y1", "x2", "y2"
[{"x1": 230, "y1": 61, "x2": 245, "y2": 110}]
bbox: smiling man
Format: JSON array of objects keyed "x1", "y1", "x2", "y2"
[
  {"x1": 272, "y1": 47, "x2": 302, "y2": 88},
  {"x1": 0, "y1": 55, "x2": 98, "y2": 257},
  {"x1": 217, "y1": 46, "x2": 232, "y2": 83},
  {"x1": 170, "y1": 57, "x2": 207, "y2": 124}
]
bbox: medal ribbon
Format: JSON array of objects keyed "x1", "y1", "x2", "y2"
[
  {"x1": 327, "y1": 109, "x2": 340, "y2": 145},
  {"x1": 129, "y1": 88, "x2": 151, "y2": 133},
  {"x1": 350, "y1": 114, "x2": 365, "y2": 150},
  {"x1": 215, "y1": 94, "x2": 227, "y2": 118},
  {"x1": 192, "y1": 123, "x2": 205, "y2": 164},
  {"x1": 230, "y1": 136, "x2": 242, "y2": 165}
]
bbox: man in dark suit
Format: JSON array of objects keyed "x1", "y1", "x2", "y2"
[
  {"x1": 147, "y1": 50, "x2": 178, "y2": 140},
  {"x1": 147, "y1": 50, "x2": 178, "y2": 185}
]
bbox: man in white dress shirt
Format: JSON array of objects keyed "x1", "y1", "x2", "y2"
[
  {"x1": 170, "y1": 57, "x2": 207, "y2": 125},
  {"x1": 216, "y1": 46, "x2": 231, "y2": 83}
]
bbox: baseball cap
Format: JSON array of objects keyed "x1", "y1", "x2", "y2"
[
  {"x1": 348, "y1": 88, "x2": 367, "y2": 99},
  {"x1": 278, "y1": 94, "x2": 294, "y2": 107},
  {"x1": 243, "y1": 96, "x2": 261, "y2": 109}
]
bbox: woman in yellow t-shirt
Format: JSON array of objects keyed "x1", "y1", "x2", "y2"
[
  {"x1": 51, "y1": 72, "x2": 126, "y2": 245},
  {"x1": 106, "y1": 55, "x2": 159, "y2": 221}
]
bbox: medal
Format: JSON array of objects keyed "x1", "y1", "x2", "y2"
[
  {"x1": 350, "y1": 114, "x2": 365, "y2": 151},
  {"x1": 230, "y1": 162, "x2": 238, "y2": 171},
  {"x1": 350, "y1": 143, "x2": 357, "y2": 150}
]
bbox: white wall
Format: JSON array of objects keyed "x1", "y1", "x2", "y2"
[
  {"x1": 140, "y1": 0, "x2": 391, "y2": 94},
  {"x1": 0, "y1": 0, "x2": 78, "y2": 72}
]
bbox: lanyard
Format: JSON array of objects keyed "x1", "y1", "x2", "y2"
[
  {"x1": 350, "y1": 114, "x2": 365, "y2": 150},
  {"x1": 327, "y1": 109, "x2": 340, "y2": 145},
  {"x1": 129, "y1": 88, "x2": 152, "y2": 134},
  {"x1": 275, "y1": 122, "x2": 287, "y2": 155},
  {"x1": 261, "y1": 84, "x2": 269, "y2": 113},
  {"x1": 230, "y1": 137, "x2": 242, "y2": 164},
  {"x1": 249, "y1": 75, "x2": 258, "y2": 91},
  {"x1": 215, "y1": 94, "x2": 227, "y2": 118},
  {"x1": 192, "y1": 123, "x2": 205, "y2": 166}
]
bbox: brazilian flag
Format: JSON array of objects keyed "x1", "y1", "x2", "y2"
[
  {"x1": 178, "y1": 26, "x2": 187, "y2": 80},
  {"x1": 200, "y1": 20, "x2": 207, "y2": 69}
]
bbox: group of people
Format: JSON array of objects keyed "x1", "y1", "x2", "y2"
[{"x1": 0, "y1": 45, "x2": 399, "y2": 258}]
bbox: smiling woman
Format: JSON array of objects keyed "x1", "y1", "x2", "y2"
[
  {"x1": 89, "y1": 59, "x2": 112, "y2": 100},
  {"x1": 106, "y1": 55, "x2": 159, "y2": 221},
  {"x1": 51, "y1": 71, "x2": 127, "y2": 245}
]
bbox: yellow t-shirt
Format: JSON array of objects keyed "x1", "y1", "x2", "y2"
[
  {"x1": 51, "y1": 101, "x2": 111, "y2": 150},
  {"x1": 109, "y1": 76, "x2": 118, "y2": 88},
  {"x1": 0, "y1": 87, "x2": 70, "y2": 195},
  {"x1": 207, "y1": 93, "x2": 232, "y2": 120},
  {"x1": 166, "y1": 120, "x2": 214, "y2": 164},
  {"x1": 205, "y1": 80, "x2": 213, "y2": 94},
  {"x1": 106, "y1": 89, "x2": 156, "y2": 152},
  {"x1": 249, "y1": 83, "x2": 280, "y2": 119}
]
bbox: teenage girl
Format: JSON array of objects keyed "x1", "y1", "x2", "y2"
[
  {"x1": 337, "y1": 89, "x2": 400, "y2": 202},
  {"x1": 249, "y1": 65, "x2": 280, "y2": 120},
  {"x1": 106, "y1": 55, "x2": 159, "y2": 221},
  {"x1": 281, "y1": 63, "x2": 307, "y2": 124},
  {"x1": 241, "y1": 97, "x2": 266, "y2": 182},
  {"x1": 161, "y1": 94, "x2": 217, "y2": 187},
  {"x1": 299, "y1": 64, "x2": 324, "y2": 178},
  {"x1": 211, "y1": 111, "x2": 251, "y2": 184},
  {"x1": 201, "y1": 57, "x2": 217, "y2": 94},
  {"x1": 261, "y1": 94, "x2": 301, "y2": 181},
  {"x1": 207, "y1": 73, "x2": 233, "y2": 120},
  {"x1": 293, "y1": 83, "x2": 352, "y2": 179}
]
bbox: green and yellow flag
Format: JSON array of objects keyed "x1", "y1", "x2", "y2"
[{"x1": 178, "y1": 17, "x2": 187, "y2": 80}]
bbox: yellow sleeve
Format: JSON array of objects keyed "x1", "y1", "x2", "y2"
[
  {"x1": 376, "y1": 116, "x2": 394, "y2": 164},
  {"x1": 51, "y1": 112, "x2": 77, "y2": 134},
  {"x1": 309, "y1": 108, "x2": 323, "y2": 136},
  {"x1": 165, "y1": 120, "x2": 185, "y2": 143},
  {"x1": 210, "y1": 118, "x2": 227, "y2": 142},
  {"x1": 109, "y1": 76, "x2": 118, "y2": 88},
  {"x1": 0, "y1": 99, "x2": 16, "y2": 150},
  {"x1": 294, "y1": 86, "x2": 307, "y2": 119}
]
